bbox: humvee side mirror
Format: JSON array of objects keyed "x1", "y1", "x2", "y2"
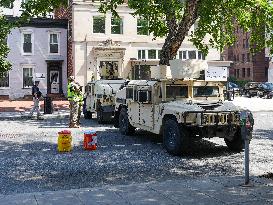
[{"x1": 138, "y1": 90, "x2": 151, "y2": 103}]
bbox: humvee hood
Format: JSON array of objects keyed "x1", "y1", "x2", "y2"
[{"x1": 163, "y1": 101, "x2": 240, "y2": 112}]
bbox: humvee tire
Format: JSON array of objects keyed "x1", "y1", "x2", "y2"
[
  {"x1": 119, "y1": 107, "x2": 135, "y2": 135},
  {"x1": 97, "y1": 108, "x2": 103, "y2": 124},
  {"x1": 84, "y1": 111, "x2": 93, "y2": 119},
  {"x1": 224, "y1": 129, "x2": 244, "y2": 152},
  {"x1": 163, "y1": 118, "x2": 189, "y2": 155}
]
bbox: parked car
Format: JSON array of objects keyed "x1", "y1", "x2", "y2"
[
  {"x1": 228, "y1": 82, "x2": 240, "y2": 96},
  {"x1": 243, "y1": 82, "x2": 261, "y2": 98},
  {"x1": 257, "y1": 82, "x2": 273, "y2": 99}
]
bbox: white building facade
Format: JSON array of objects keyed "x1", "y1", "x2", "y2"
[
  {"x1": 71, "y1": 0, "x2": 221, "y2": 87},
  {"x1": 0, "y1": 18, "x2": 67, "y2": 99}
]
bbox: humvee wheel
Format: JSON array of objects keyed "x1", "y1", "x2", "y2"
[
  {"x1": 84, "y1": 111, "x2": 92, "y2": 119},
  {"x1": 119, "y1": 108, "x2": 135, "y2": 135},
  {"x1": 224, "y1": 129, "x2": 244, "y2": 152},
  {"x1": 246, "y1": 92, "x2": 251, "y2": 98},
  {"x1": 163, "y1": 119, "x2": 189, "y2": 155},
  {"x1": 97, "y1": 108, "x2": 103, "y2": 124}
]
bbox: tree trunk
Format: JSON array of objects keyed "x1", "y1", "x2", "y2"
[{"x1": 159, "y1": 0, "x2": 200, "y2": 65}]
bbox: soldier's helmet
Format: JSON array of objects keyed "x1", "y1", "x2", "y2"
[{"x1": 68, "y1": 76, "x2": 75, "y2": 82}]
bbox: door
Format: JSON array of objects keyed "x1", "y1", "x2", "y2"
[
  {"x1": 47, "y1": 62, "x2": 62, "y2": 94},
  {"x1": 50, "y1": 70, "x2": 60, "y2": 93}
]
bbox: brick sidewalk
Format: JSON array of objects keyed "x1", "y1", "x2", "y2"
[{"x1": 0, "y1": 100, "x2": 69, "y2": 112}]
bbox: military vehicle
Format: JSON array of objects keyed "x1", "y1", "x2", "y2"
[
  {"x1": 114, "y1": 60, "x2": 254, "y2": 155},
  {"x1": 83, "y1": 79, "x2": 127, "y2": 123}
]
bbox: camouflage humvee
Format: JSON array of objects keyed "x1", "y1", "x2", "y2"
[{"x1": 114, "y1": 60, "x2": 254, "y2": 155}]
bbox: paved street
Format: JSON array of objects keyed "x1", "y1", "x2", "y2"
[{"x1": 0, "y1": 97, "x2": 272, "y2": 204}]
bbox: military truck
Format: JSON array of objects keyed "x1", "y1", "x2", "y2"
[
  {"x1": 114, "y1": 60, "x2": 254, "y2": 155},
  {"x1": 83, "y1": 79, "x2": 127, "y2": 123}
]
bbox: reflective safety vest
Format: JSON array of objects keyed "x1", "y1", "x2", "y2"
[{"x1": 67, "y1": 82, "x2": 80, "y2": 102}]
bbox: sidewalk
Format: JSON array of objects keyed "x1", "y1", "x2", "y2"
[
  {"x1": 0, "y1": 176, "x2": 272, "y2": 205},
  {"x1": 0, "y1": 99, "x2": 69, "y2": 119}
]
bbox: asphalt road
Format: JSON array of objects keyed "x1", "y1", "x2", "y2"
[{"x1": 0, "y1": 109, "x2": 272, "y2": 195}]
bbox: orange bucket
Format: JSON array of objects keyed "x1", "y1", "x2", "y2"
[{"x1": 83, "y1": 130, "x2": 97, "y2": 150}]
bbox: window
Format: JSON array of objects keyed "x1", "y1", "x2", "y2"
[
  {"x1": 247, "y1": 68, "x2": 250, "y2": 77},
  {"x1": 188, "y1": 51, "x2": 196, "y2": 59},
  {"x1": 193, "y1": 86, "x2": 219, "y2": 97},
  {"x1": 23, "y1": 67, "x2": 33, "y2": 88},
  {"x1": 242, "y1": 54, "x2": 245, "y2": 62},
  {"x1": 182, "y1": 51, "x2": 186, "y2": 59},
  {"x1": 247, "y1": 53, "x2": 250, "y2": 62},
  {"x1": 234, "y1": 55, "x2": 236, "y2": 61},
  {"x1": 242, "y1": 68, "x2": 246, "y2": 78},
  {"x1": 137, "y1": 18, "x2": 149, "y2": 35},
  {"x1": 111, "y1": 17, "x2": 123, "y2": 34},
  {"x1": 148, "y1": 50, "x2": 156, "y2": 59},
  {"x1": 93, "y1": 16, "x2": 105, "y2": 33},
  {"x1": 22, "y1": 33, "x2": 32, "y2": 54},
  {"x1": 166, "y1": 85, "x2": 188, "y2": 98},
  {"x1": 243, "y1": 39, "x2": 245, "y2": 48},
  {"x1": 0, "y1": 72, "x2": 9, "y2": 88},
  {"x1": 138, "y1": 50, "x2": 146, "y2": 59},
  {"x1": 198, "y1": 51, "x2": 205, "y2": 60},
  {"x1": 132, "y1": 65, "x2": 151, "y2": 80},
  {"x1": 237, "y1": 69, "x2": 240, "y2": 77},
  {"x1": 178, "y1": 51, "x2": 183, "y2": 59},
  {"x1": 49, "y1": 33, "x2": 59, "y2": 54},
  {"x1": 237, "y1": 55, "x2": 239, "y2": 62}
]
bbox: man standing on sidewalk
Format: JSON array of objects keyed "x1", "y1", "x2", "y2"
[
  {"x1": 29, "y1": 81, "x2": 43, "y2": 119},
  {"x1": 67, "y1": 76, "x2": 80, "y2": 128}
]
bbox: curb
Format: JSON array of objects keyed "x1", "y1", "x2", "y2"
[{"x1": 0, "y1": 112, "x2": 70, "y2": 120}]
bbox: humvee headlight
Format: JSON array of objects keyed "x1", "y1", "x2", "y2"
[{"x1": 202, "y1": 114, "x2": 208, "y2": 124}]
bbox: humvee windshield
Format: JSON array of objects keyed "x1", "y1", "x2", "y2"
[
  {"x1": 193, "y1": 86, "x2": 219, "y2": 97},
  {"x1": 166, "y1": 85, "x2": 188, "y2": 98}
]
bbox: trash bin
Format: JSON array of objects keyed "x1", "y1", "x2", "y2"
[{"x1": 44, "y1": 96, "x2": 53, "y2": 114}]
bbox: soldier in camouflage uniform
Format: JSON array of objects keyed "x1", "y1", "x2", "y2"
[
  {"x1": 67, "y1": 76, "x2": 81, "y2": 128},
  {"x1": 76, "y1": 83, "x2": 84, "y2": 125}
]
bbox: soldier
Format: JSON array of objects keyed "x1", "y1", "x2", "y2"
[
  {"x1": 76, "y1": 83, "x2": 84, "y2": 125},
  {"x1": 67, "y1": 76, "x2": 80, "y2": 128}
]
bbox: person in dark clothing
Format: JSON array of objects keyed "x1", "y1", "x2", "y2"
[{"x1": 29, "y1": 81, "x2": 43, "y2": 119}]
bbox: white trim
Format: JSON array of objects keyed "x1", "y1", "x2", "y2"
[
  {"x1": 22, "y1": 65, "x2": 35, "y2": 89},
  {"x1": 21, "y1": 30, "x2": 34, "y2": 56},
  {"x1": 48, "y1": 32, "x2": 60, "y2": 55}
]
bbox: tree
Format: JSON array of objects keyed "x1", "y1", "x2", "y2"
[
  {"x1": 100, "y1": 0, "x2": 273, "y2": 65},
  {"x1": 0, "y1": 0, "x2": 67, "y2": 72}
]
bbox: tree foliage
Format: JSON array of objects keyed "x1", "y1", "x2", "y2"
[
  {"x1": 100, "y1": 0, "x2": 273, "y2": 65},
  {"x1": 0, "y1": 0, "x2": 273, "y2": 72}
]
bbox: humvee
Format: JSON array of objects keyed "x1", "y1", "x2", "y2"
[
  {"x1": 83, "y1": 79, "x2": 127, "y2": 123},
  {"x1": 114, "y1": 60, "x2": 254, "y2": 155}
]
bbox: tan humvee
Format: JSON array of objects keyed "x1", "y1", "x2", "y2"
[
  {"x1": 84, "y1": 79, "x2": 127, "y2": 123},
  {"x1": 114, "y1": 60, "x2": 254, "y2": 155}
]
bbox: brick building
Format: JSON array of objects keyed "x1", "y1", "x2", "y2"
[{"x1": 222, "y1": 27, "x2": 269, "y2": 82}]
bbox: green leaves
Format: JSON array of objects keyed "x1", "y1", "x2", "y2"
[{"x1": 101, "y1": 0, "x2": 273, "y2": 64}]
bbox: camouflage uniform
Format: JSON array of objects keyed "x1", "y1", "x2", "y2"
[
  {"x1": 76, "y1": 85, "x2": 84, "y2": 125},
  {"x1": 67, "y1": 80, "x2": 80, "y2": 128}
]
